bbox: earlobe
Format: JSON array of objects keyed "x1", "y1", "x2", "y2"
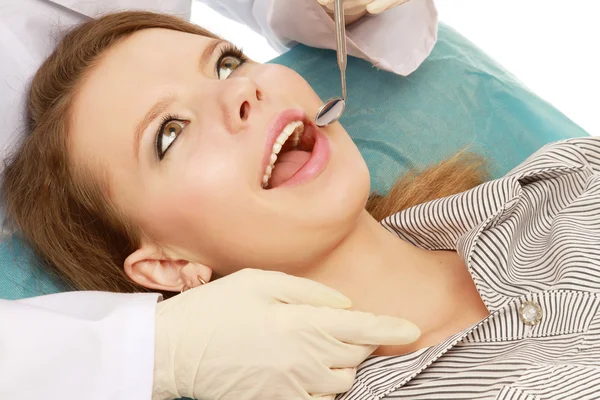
[{"x1": 124, "y1": 243, "x2": 212, "y2": 292}]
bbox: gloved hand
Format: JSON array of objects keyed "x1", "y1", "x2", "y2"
[
  {"x1": 318, "y1": 0, "x2": 413, "y2": 24},
  {"x1": 153, "y1": 269, "x2": 420, "y2": 400}
]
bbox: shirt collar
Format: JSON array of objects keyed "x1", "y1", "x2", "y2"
[
  {"x1": 379, "y1": 156, "x2": 584, "y2": 264},
  {"x1": 380, "y1": 177, "x2": 521, "y2": 257}
]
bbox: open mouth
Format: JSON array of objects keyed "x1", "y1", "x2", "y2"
[{"x1": 262, "y1": 119, "x2": 318, "y2": 189}]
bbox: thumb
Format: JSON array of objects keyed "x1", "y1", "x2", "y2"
[
  {"x1": 313, "y1": 307, "x2": 421, "y2": 345},
  {"x1": 367, "y1": 0, "x2": 411, "y2": 14},
  {"x1": 249, "y1": 269, "x2": 352, "y2": 308}
]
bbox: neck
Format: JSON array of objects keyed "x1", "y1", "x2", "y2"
[{"x1": 300, "y1": 210, "x2": 478, "y2": 354}]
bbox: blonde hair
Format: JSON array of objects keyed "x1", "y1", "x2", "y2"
[
  {"x1": 1, "y1": 11, "x2": 489, "y2": 294},
  {"x1": 366, "y1": 151, "x2": 488, "y2": 221}
]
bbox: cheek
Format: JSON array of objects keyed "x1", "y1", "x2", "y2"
[
  {"x1": 176, "y1": 150, "x2": 249, "y2": 220},
  {"x1": 139, "y1": 147, "x2": 251, "y2": 249},
  {"x1": 254, "y1": 64, "x2": 322, "y2": 104}
]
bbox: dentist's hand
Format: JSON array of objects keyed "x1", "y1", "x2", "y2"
[
  {"x1": 318, "y1": 0, "x2": 413, "y2": 24},
  {"x1": 152, "y1": 269, "x2": 420, "y2": 400}
]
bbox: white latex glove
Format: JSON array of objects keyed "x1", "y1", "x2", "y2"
[
  {"x1": 153, "y1": 269, "x2": 420, "y2": 400},
  {"x1": 318, "y1": 0, "x2": 413, "y2": 23}
]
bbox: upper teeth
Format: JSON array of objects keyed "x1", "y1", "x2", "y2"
[{"x1": 262, "y1": 120, "x2": 304, "y2": 188}]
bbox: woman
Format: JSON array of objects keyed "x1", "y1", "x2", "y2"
[
  {"x1": 4, "y1": 10, "x2": 600, "y2": 400},
  {"x1": 1, "y1": 2, "x2": 431, "y2": 399}
]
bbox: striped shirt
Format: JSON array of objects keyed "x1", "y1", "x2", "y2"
[{"x1": 341, "y1": 137, "x2": 600, "y2": 400}]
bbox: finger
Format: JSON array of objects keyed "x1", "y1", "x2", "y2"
[
  {"x1": 367, "y1": 0, "x2": 411, "y2": 14},
  {"x1": 321, "y1": 340, "x2": 377, "y2": 369},
  {"x1": 311, "y1": 396, "x2": 335, "y2": 400},
  {"x1": 314, "y1": 307, "x2": 421, "y2": 345},
  {"x1": 306, "y1": 368, "x2": 357, "y2": 396},
  {"x1": 277, "y1": 313, "x2": 376, "y2": 367},
  {"x1": 253, "y1": 269, "x2": 351, "y2": 308},
  {"x1": 317, "y1": 0, "x2": 335, "y2": 5}
]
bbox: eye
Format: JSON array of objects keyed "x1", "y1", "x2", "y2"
[
  {"x1": 216, "y1": 44, "x2": 247, "y2": 80},
  {"x1": 218, "y1": 56, "x2": 243, "y2": 80},
  {"x1": 156, "y1": 118, "x2": 186, "y2": 160}
]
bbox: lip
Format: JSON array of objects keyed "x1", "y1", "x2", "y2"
[{"x1": 261, "y1": 108, "x2": 331, "y2": 189}]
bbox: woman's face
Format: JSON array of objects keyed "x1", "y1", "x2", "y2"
[{"x1": 69, "y1": 28, "x2": 369, "y2": 287}]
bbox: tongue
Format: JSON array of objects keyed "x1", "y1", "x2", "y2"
[{"x1": 270, "y1": 150, "x2": 312, "y2": 188}]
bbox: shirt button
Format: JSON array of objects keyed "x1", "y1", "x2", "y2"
[{"x1": 519, "y1": 301, "x2": 543, "y2": 326}]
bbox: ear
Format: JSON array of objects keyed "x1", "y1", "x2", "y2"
[{"x1": 124, "y1": 242, "x2": 212, "y2": 293}]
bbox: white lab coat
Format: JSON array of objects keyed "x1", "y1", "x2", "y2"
[
  {"x1": 0, "y1": 1, "x2": 437, "y2": 399},
  {"x1": 0, "y1": 292, "x2": 160, "y2": 399}
]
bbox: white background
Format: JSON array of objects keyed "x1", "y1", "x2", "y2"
[{"x1": 191, "y1": 0, "x2": 600, "y2": 136}]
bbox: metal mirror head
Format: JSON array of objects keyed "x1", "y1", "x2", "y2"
[{"x1": 315, "y1": 97, "x2": 346, "y2": 127}]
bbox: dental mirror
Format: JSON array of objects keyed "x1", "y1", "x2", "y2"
[{"x1": 315, "y1": 0, "x2": 347, "y2": 127}]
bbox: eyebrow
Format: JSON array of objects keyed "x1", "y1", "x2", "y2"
[
  {"x1": 133, "y1": 39, "x2": 226, "y2": 160},
  {"x1": 134, "y1": 95, "x2": 177, "y2": 160},
  {"x1": 202, "y1": 39, "x2": 226, "y2": 69}
]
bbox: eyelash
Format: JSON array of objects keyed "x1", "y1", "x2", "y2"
[
  {"x1": 156, "y1": 113, "x2": 185, "y2": 161},
  {"x1": 216, "y1": 43, "x2": 247, "y2": 78},
  {"x1": 155, "y1": 43, "x2": 247, "y2": 160}
]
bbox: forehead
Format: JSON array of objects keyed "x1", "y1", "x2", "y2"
[
  {"x1": 73, "y1": 28, "x2": 215, "y2": 123},
  {"x1": 68, "y1": 28, "x2": 213, "y2": 166}
]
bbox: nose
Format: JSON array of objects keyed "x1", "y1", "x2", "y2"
[{"x1": 219, "y1": 76, "x2": 263, "y2": 134}]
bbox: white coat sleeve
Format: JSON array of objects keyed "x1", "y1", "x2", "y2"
[
  {"x1": 198, "y1": 0, "x2": 438, "y2": 76},
  {"x1": 0, "y1": 291, "x2": 161, "y2": 400}
]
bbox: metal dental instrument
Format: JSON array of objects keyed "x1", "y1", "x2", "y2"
[{"x1": 315, "y1": 0, "x2": 347, "y2": 127}]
